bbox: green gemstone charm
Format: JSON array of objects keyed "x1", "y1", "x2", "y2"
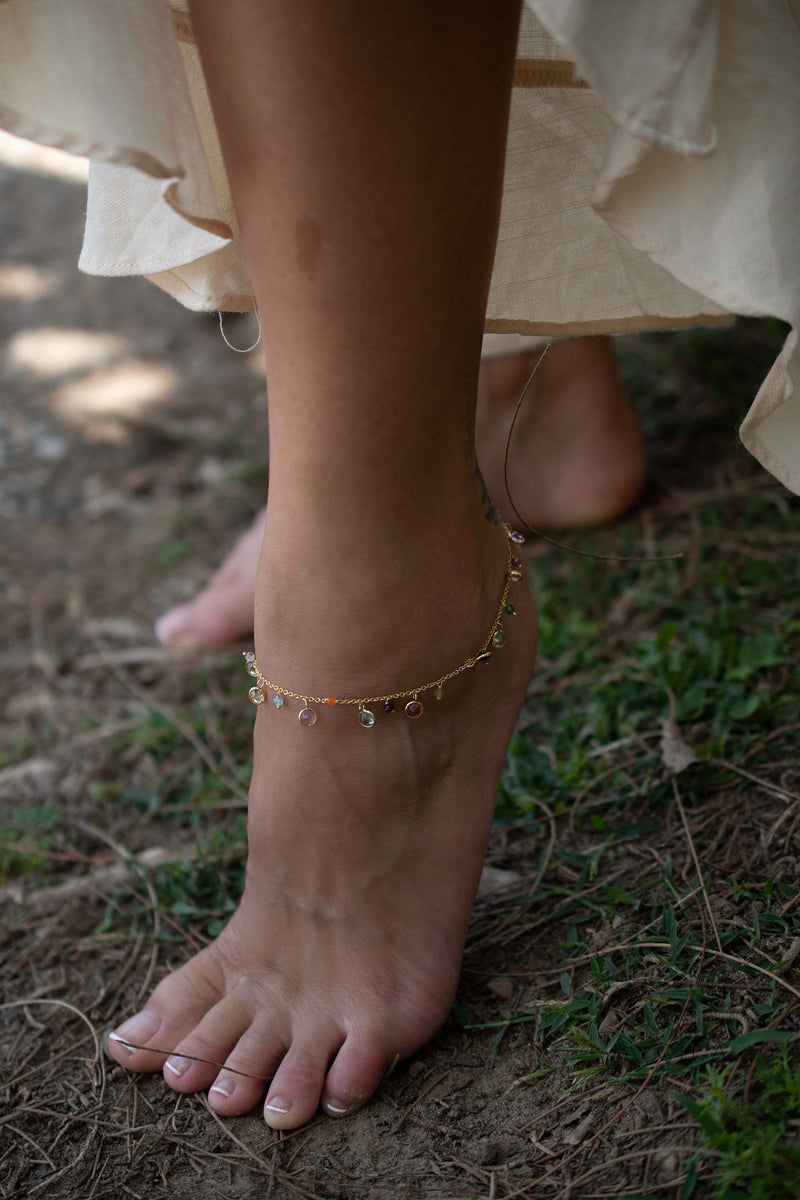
[
  {"x1": 434, "y1": 686, "x2": 444, "y2": 700},
  {"x1": 505, "y1": 604, "x2": 516, "y2": 615},
  {"x1": 492, "y1": 629, "x2": 506, "y2": 648}
]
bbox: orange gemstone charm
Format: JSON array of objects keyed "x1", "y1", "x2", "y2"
[{"x1": 328, "y1": 697, "x2": 338, "y2": 706}]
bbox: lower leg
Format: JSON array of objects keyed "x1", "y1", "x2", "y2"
[
  {"x1": 156, "y1": 337, "x2": 645, "y2": 646},
  {"x1": 110, "y1": 0, "x2": 537, "y2": 1128}
]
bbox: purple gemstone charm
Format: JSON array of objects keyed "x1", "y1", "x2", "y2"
[
  {"x1": 511, "y1": 555, "x2": 522, "y2": 569},
  {"x1": 383, "y1": 701, "x2": 395, "y2": 713},
  {"x1": 404, "y1": 700, "x2": 423, "y2": 719},
  {"x1": 298, "y1": 707, "x2": 318, "y2": 727}
]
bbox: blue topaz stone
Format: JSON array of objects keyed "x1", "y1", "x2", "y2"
[{"x1": 272, "y1": 695, "x2": 285, "y2": 709}]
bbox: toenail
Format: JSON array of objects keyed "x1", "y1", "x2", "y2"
[
  {"x1": 155, "y1": 605, "x2": 195, "y2": 645},
  {"x1": 109, "y1": 1010, "x2": 161, "y2": 1053},
  {"x1": 210, "y1": 1079, "x2": 233, "y2": 1098},
  {"x1": 324, "y1": 1099, "x2": 350, "y2": 1116},
  {"x1": 165, "y1": 1056, "x2": 190, "y2": 1077},
  {"x1": 265, "y1": 1096, "x2": 290, "y2": 1114}
]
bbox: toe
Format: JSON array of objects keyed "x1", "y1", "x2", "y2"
[
  {"x1": 322, "y1": 1035, "x2": 395, "y2": 1118},
  {"x1": 162, "y1": 997, "x2": 252, "y2": 1093},
  {"x1": 208, "y1": 1019, "x2": 287, "y2": 1115},
  {"x1": 108, "y1": 952, "x2": 224, "y2": 1074},
  {"x1": 263, "y1": 1028, "x2": 343, "y2": 1130}
]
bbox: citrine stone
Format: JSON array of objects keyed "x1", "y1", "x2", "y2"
[
  {"x1": 272, "y1": 696, "x2": 284, "y2": 709},
  {"x1": 492, "y1": 630, "x2": 506, "y2": 648},
  {"x1": 434, "y1": 686, "x2": 444, "y2": 700},
  {"x1": 298, "y1": 707, "x2": 317, "y2": 727},
  {"x1": 475, "y1": 652, "x2": 492, "y2": 666},
  {"x1": 248, "y1": 686, "x2": 265, "y2": 705},
  {"x1": 405, "y1": 700, "x2": 424, "y2": 718},
  {"x1": 505, "y1": 604, "x2": 516, "y2": 615},
  {"x1": 358, "y1": 709, "x2": 376, "y2": 728},
  {"x1": 246, "y1": 662, "x2": 259, "y2": 677}
]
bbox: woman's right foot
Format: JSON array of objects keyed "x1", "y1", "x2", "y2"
[
  {"x1": 113, "y1": 507, "x2": 539, "y2": 1127},
  {"x1": 155, "y1": 336, "x2": 644, "y2": 648}
]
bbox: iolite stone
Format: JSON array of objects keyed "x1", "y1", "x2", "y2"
[
  {"x1": 383, "y1": 701, "x2": 395, "y2": 713},
  {"x1": 272, "y1": 696, "x2": 284, "y2": 709},
  {"x1": 358, "y1": 709, "x2": 376, "y2": 728},
  {"x1": 404, "y1": 700, "x2": 423, "y2": 718},
  {"x1": 248, "y1": 687, "x2": 265, "y2": 705},
  {"x1": 492, "y1": 630, "x2": 506, "y2": 648},
  {"x1": 298, "y1": 707, "x2": 317, "y2": 727}
]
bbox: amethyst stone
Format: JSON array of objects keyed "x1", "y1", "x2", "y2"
[
  {"x1": 298, "y1": 707, "x2": 318, "y2": 727},
  {"x1": 511, "y1": 555, "x2": 522, "y2": 569}
]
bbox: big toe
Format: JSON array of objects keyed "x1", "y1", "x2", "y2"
[{"x1": 108, "y1": 959, "x2": 223, "y2": 1073}]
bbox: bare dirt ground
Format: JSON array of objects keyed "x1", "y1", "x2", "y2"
[{"x1": 2, "y1": 135, "x2": 799, "y2": 1200}]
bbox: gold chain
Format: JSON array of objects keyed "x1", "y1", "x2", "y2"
[{"x1": 243, "y1": 525, "x2": 525, "y2": 724}]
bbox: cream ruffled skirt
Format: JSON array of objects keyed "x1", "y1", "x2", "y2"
[{"x1": 1, "y1": 0, "x2": 799, "y2": 493}]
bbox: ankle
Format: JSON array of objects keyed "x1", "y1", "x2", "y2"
[{"x1": 252, "y1": 503, "x2": 512, "y2": 698}]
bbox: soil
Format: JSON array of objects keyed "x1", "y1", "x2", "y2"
[{"x1": 1, "y1": 134, "x2": 798, "y2": 1200}]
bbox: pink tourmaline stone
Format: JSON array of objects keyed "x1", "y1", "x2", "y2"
[
  {"x1": 298, "y1": 707, "x2": 317, "y2": 727},
  {"x1": 405, "y1": 700, "x2": 423, "y2": 719},
  {"x1": 511, "y1": 555, "x2": 522, "y2": 569}
]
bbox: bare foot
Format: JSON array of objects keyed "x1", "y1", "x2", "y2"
[
  {"x1": 110, "y1": 515, "x2": 539, "y2": 1127},
  {"x1": 477, "y1": 336, "x2": 646, "y2": 529},
  {"x1": 154, "y1": 338, "x2": 644, "y2": 649},
  {"x1": 154, "y1": 510, "x2": 266, "y2": 647}
]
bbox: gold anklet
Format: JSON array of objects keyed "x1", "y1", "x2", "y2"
[{"x1": 243, "y1": 524, "x2": 526, "y2": 728}]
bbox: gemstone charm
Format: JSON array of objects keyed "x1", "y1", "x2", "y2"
[
  {"x1": 492, "y1": 629, "x2": 506, "y2": 648},
  {"x1": 359, "y1": 708, "x2": 376, "y2": 728},
  {"x1": 328, "y1": 697, "x2": 338, "y2": 706},
  {"x1": 298, "y1": 707, "x2": 317, "y2": 727},
  {"x1": 272, "y1": 695, "x2": 284, "y2": 709},
  {"x1": 434, "y1": 686, "x2": 444, "y2": 700},
  {"x1": 509, "y1": 569, "x2": 523, "y2": 583},
  {"x1": 511, "y1": 556, "x2": 522, "y2": 570},
  {"x1": 405, "y1": 699, "x2": 424, "y2": 718},
  {"x1": 505, "y1": 604, "x2": 516, "y2": 615},
  {"x1": 383, "y1": 701, "x2": 395, "y2": 713},
  {"x1": 509, "y1": 531, "x2": 525, "y2": 544},
  {"x1": 475, "y1": 652, "x2": 492, "y2": 666},
  {"x1": 248, "y1": 686, "x2": 265, "y2": 705},
  {"x1": 246, "y1": 662, "x2": 259, "y2": 677}
]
